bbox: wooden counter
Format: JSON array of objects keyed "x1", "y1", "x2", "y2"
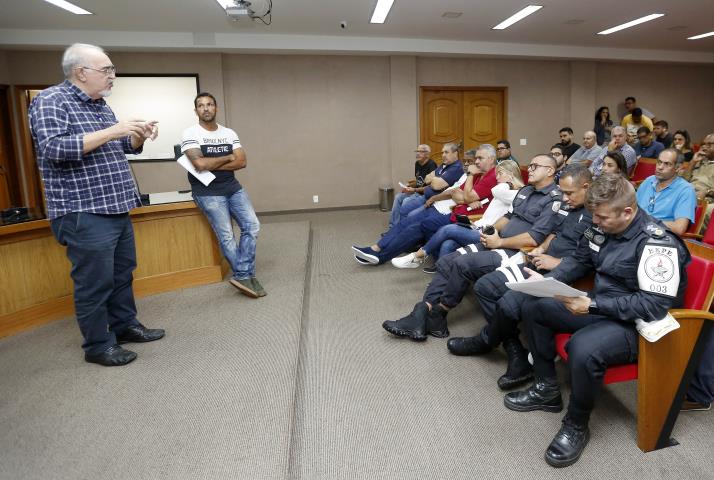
[{"x1": 0, "y1": 202, "x2": 228, "y2": 338}]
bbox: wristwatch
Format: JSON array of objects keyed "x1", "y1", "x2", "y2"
[{"x1": 588, "y1": 299, "x2": 598, "y2": 314}]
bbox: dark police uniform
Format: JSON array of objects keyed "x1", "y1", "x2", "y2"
[
  {"x1": 422, "y1": 182, "x2": 562, "y2": 307},
  {"x1": 473, "y1": 204, "x2": 593, "y2": 348},
  {"x1": 521, "y1": 208, "x2": 690, "y2": 422}
]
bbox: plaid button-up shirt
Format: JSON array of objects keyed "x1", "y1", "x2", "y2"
[{"x1": 29, "y1": 80, "x2": 142, "y2": 219}]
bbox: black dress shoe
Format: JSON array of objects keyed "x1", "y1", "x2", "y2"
[
  {"x1": 85, "y1": 345, "x2": 137, "y2": 366},
  {"x1": 497, "y1": 338, "x2": 534, "y2": 390},
  {"x1": 504, "y1": 378, "x2": 563, "y2": 412},
  {"x1": 447, "y1": 328, "x2": 492, "y2": 356},
  {"x1": 116, "y1": 324, "x2": 165, "y2": 344},
  {"x1": 544, "y1": 417, "x2": 590, "y2": 468},
  {"x1": 382, "y1": 303, "x2": 429, "y2": 341},
  {"x1": 426, "y1": 304, "x2": 449, "y2": 338}
]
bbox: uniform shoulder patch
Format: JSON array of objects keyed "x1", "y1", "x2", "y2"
[
  {"x1": 584, "y1": 227, "x2": 606, "y2": 245},
  {"x1": 552, "y1": 201, "x2": 562, "y2": 212},
  {"x1": 550, "y1": 189, "x2": 562, "y2": 198},
  {"x1": 637, "y1": 242, "x2": 679, "y2": 298}
]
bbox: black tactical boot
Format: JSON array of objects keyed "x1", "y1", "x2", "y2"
[
  {"x1": 497, "y1": 337, "x2": 534, "y2": 390},
  {"x1": 544, "y1": 414, "x2": 590, "y2": 468},
  {"x1": 382, "y1": 303, "x2": 428, "y2": 341},
  {"x1": 447, "y1": 327, "x2": 492, "y2": 356},
  {"x1": 426, "y1": 304, "x2": 450, "y2": 338},
  {"x1": 504, "y1": 377, "x2": 563, "y2": 412}
]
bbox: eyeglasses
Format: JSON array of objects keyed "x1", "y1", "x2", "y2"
[
  {"x1": 648, "y1": 195, "x2": 656, "y2": 213},
  {"x1": 80, "y1": 65, "x2": 117, "y2": 75},
  {"x1": 496, "y1": 147, "x2": 508, "y2": 151},
  {"x1": 702, "y1": 142, "x2": 714, "y2": 148},
  {"x1": 527, "y1": 163, "x2": 551, "y2": 171}
]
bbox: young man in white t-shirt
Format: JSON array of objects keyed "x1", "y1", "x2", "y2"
[{"x1": 181, "y1": 92, "x2": 264, "y2": 298}]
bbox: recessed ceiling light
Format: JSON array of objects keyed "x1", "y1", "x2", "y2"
[
  {"x1": 688, "y1": 31, "x2": 714, "y2": 40},
  {"x1": 597, "y1": 14, "x2": 664, "y2": 35},
  {"x1": 492, "y1": 5, "x2": 543, "y2": 30},
  {"x1": 42, "y1": 0, "x2": 92, "y2": 15},
  {"x1": 442, "y1": 12, "x2": 463, "y2": 19},
  {"x1": 370, "y1": 0, "x2": 395, "y2": 24}
]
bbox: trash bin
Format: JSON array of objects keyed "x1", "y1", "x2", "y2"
[{"x1": 379, "y1": 186, "x2": 394, "y2": 212}]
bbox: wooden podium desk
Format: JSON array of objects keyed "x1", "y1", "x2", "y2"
[{"x1": 0, "y1": 202, "x2": 227, "y2": 339}]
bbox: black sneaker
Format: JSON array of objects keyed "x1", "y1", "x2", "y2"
[{"x1": 422, "y1": 265, "x2": 437, "y2": 274}]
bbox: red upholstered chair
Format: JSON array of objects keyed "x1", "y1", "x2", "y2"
[
  {"x1": 685, "y1": 200, "x2": 707, "y2": 235},
  {"x1": 684, "y1": 216, "x2": 714, "y2": 247},
  {"x1": 630, "y1": 157, "x2": 657, "y2": 183},
  {"x1": 553, "y1": 241, "x2": 714, "y2": 452},
  {"x1": 519, "y1": 165, "x2": 529, "y2": 184}
]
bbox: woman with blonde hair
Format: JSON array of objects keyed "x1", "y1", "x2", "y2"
[{"x1": 393, "y1": 160, "x2": 525, "y2": 270}]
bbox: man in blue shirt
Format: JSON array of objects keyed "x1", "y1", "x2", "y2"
[
  {"x1": 635, "y1": 148, "x2": 696, "y2": 235},
  {"x1": 29, "y1": 43, "x2": 165, "y2": 367},
  {"x1": 634, "y1": 126, "x2": 664, "y2": 159}
]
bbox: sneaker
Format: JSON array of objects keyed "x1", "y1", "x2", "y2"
[
  {"x1": 353, "y1": 255, "x2": 373, "y2": 266},
  {"x1": 681, "y1": 399, "x2": 711, "y2": 411},
  {"x1": 422, "y1": 265, "x2": 437, "y2": 274},
  {"x1": 229, "y1": 278, "x2": 259, "y2": 298},
  {"x1": 251, "y1": 277, "x2": 267, "y2": 297},
  {"x1": 391, "y1": 253, "x2": 424, "y2": 269},
  {"x1": 351, "y1": 245, "x2": 379, "y2": 264}
]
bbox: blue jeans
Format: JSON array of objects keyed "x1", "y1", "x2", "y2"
[
  {"x1": 194, "y1": 189, "x2": 260, "y2": 281},
  {"x1": 50, "y1": 212, "x2": 140, "y2": 355},
  {"x1": 398, "y1": 194, "x2": 425, "y2": 224},
  {"x1": 423, "y1": 223, "x2": 482, "y2": 259},
  {"x1": 389, "y1": 192, "x2": 416, "y2": 228},
  {"x1": 376, "y1": 207, "x2": 450, "y2": 263}
]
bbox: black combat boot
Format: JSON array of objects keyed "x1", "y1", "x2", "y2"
[
  {"x1": 544, "y1": 414, "x2": 590, "y2": 468},
  {"x1": 503, "y1": 377, "x2": 563, "y2": 412},
  {"x1": 497, "y1": 337, "x2": 534, "y2": 390},
  {"x1": 426, "y1": 304, "x2": 450, "y2": 338},
  {"x1": 447, "y1": 326, "x2": 492, "y2": 356},
  {"x1": 382, "y1": 303, "x2": 429, "y2": 341}
]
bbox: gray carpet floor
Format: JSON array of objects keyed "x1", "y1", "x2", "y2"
[{"x1": 1, "y1": 209, "x2": 712, "y2": 480}]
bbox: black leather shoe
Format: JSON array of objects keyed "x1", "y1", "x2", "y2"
[
  {"x1": 116, "y1": 324, "x2": 165, "y2": 344},
  {"x1": 544, "y1": 417, "x2": 590, "y2": 468},
  {"x1": 447, "y1": 328, "x2": 491, "y2": 356},
  {"x1": 497, "y1": 338, "x2": 534, "y2": 390},
  {"x1": 382, "y1": 303, "x2": 428, "y2": 341},
  {"x1": 427, "y1": 304, "x2": 449, "y2": 338},
  {"x1": 504, "y1": 378, "x2": 563, "y2": 412},
  {"x1": 85, "y1": 345, "x2": 137, "y2": 366}
]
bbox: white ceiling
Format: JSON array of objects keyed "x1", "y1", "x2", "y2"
[{"x1": 1, "y1": 0, "x2": 713, "y2": 63}]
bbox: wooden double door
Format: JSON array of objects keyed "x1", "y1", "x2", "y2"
[{"x1": 420, "y1": 88, "x2": 506, "y2": 163}]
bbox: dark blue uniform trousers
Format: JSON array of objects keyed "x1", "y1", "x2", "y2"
[
  {"x1": 522, "y1": 296, "x2": 638, "y2": 419},
  {"x1": 423, "y1": 249, "x2": 504, "y2": 307},
  {"x1": 688, "y1": 326, "x2": 714, "y2": 404},
  {"x1": 474, "y1": 270, "x2": 530, "y2": 347}
]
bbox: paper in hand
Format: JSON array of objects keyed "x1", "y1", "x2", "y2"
[
  {"x1": 505, "y1": 277, "x2": 587, "y2": 298},
  {"x1": 177, "y1": 154, "x2": 215, "y2": 187},
  {"x1": 399, "y1": 182, "x2": 408, "y2": 189}
]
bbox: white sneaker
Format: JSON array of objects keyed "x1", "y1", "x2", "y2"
[{"x1": 391, "y1": 253, "x2": 424, "y2": 269}]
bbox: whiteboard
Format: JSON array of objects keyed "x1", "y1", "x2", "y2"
[{"x1": 105, "y1": 75, "x2": 199, "y2": 160}]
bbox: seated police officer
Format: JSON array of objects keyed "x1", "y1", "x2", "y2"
[
  {"x1": 448, "y1": 165, "x2": 593, "y2": 391},
  {"x1": 504, "y1": 174, "x2": 689, "y2": 468},
  {"x1": 382, "y1": 154, "x2": 561, "y2": 341}
]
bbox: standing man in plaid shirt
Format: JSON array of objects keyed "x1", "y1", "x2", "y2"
[{"x1": 29, "y1": 43, "x2": 165, "y2": 366}]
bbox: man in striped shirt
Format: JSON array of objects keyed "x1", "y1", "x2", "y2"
[{"x1": 29, "y1": 43, "x2": 165, "y2": 367}]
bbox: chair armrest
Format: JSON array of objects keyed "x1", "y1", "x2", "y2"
[
  {"x1": 467, "y1": 214, "x2": 482, "y2": 222},
  {"x1": 681, "y1": 233, "x2": 703, "y2": 240},
  {"x1": 520, "y1": 246, "x2": 535, "y2": 253},
  {"x1": 669, "y1": 309, "x2": 714, "y2": 322}
]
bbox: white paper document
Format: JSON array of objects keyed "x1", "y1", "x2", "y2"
[
  {"x1": 635, "y1": 314, "x2": 680, "y2": 342},
  {"x1": 177, "y1": 154, "x2": 215, "y2": 187},
  {"x1": 505, "y1": 277, "x2": 587, "y2": 298},
  {"x1": 399, "y1": 182, "x2": 408, "y2": 189}
]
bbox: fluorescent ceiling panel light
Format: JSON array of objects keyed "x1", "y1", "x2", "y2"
[
  {"x1": 597, "y1": 14, "x2": 664, "y2": 35},
  {"x1": 214, "y1": 0, "x2": 232, "y2": 9},
  {"x1": 688, "y1": 31, "x2": 714, "y2": 40},
  {"x1": 492, "y1": 5, "x2": 543, "y2": 30},
  {"x1": 43, "y1": 0, "x2": 92, "y2": 14},
  {"x1": 370, "y1": 0, "x2": 395, "y2": 24}
]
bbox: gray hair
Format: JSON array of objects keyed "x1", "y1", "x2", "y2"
[
  {"x1": 62, "y1": 43, "x2": 105, "y2": 78},
  {"x1": 611, "y1": 125, "x2": 626, "y2": 136},
  {"x1": 443, "y1": 142, "x2": 459, "y2": 153},
  {"x1": 477, "y1": 144, "x2": 497, "y2": 160}
]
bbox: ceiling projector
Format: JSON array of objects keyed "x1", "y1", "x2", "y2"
[{"x1": 225, "y1": 0, "x2": 270, "y2": 20}]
